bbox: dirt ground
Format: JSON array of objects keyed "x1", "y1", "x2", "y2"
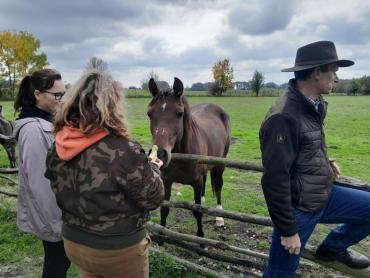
[
  {"x1": 0, "y1": 257, "x2": 43, "y2": 278},
  {"x1": 153, "y1": 206, "x2": 354, "y2": 278}
]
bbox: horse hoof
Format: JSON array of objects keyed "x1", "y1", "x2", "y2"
[{"x1": 215, "y1": 217, "x2": 225, "y2": 227}]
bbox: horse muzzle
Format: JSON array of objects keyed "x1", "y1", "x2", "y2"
[{"x1": 157, "y1": 147, "x2": 172, "y2": 168}]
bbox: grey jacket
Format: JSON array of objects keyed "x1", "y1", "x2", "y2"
[{"x1": 14, "y1": 117, "x2": 62, "y2": 242}]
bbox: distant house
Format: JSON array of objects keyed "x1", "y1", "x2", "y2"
[
  {"x1": 234, "y1": 81, "x2": 250, "y2": 90},
  {"x1": 264, "y1": 82, "x2": 279, "y2": 89},
  {"x1": 190, "y1": 82, "x2": 205, "y2": 91}
]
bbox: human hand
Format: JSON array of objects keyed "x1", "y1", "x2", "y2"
[
  {"x1": 148, "y1": 145, "x2": 163, "y2": 168},
  {"x1": 151, "y1": 157, "x2": 163, "y2": 168},
  {"x1": 281, "y1": 233, "x2": 301, "y2": 255},
  {"x1": 329, "y1": 159, "x2": 341, "y2": 179},
  {"x1": 148, "y1": 145, "x2": 158, "y2": 161}
]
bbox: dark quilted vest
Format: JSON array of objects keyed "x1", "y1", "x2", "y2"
[{"x1": 267, "y1": 83, "x2": 335, "y2": 211}]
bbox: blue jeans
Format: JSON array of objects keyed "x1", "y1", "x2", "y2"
[{"x1": 263, "y1": 185, "x2": 370, "y2": 278}]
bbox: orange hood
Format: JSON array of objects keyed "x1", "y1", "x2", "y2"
[{"x1": 55, "y1": 126, "x2": 109, "y2": 160}]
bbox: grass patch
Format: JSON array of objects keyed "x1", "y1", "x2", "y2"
[
  {"x1": 0, "y1": 208, "x2": 42, "y2": 264},
  {"x1": 1, "y1": 96, "x2": 370, "y2": 276}
]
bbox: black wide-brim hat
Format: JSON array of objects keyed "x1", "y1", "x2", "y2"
[{"x1": 281, "y1": 41, "x2": 354, "y2": 72}]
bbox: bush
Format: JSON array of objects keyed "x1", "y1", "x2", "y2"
[{"x1": 209, "y1": 82, "x2": 222, "y2": 96}]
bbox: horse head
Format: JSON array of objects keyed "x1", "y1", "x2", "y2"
[
  {"x1": 0, "y1": 133, "x2": 16, "y2": 168},
  {"x1": 0, "y1": 106, "x2": 17, "y2": 168},
  {"x1": 147, "y1": 77, "x2": 187, "y2": 167}
]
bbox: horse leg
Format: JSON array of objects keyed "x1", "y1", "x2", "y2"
[
  {"x1": 211, "y1": 166, "x2": 225, "y2": 227},
  {"x1": 201, "y1": 174, "x2": 207, "y2": 204},
  {"x1": 158, "y1": 181, "x2": 172, "y2": 246},
  {"x1": 192, "y1": 180, "x2": 204, "y2": 238},
  {"x1": 160, "y1": 181, "x2": 172, "y2": 228}
]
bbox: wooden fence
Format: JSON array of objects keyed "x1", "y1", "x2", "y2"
[{"x1": 1, "y1": 154, "x2": 370, "y2": 277}]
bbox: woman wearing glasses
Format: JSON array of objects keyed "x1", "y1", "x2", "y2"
[{"x1": 13, "y1": 69, "x2": 70, "y2": 278}]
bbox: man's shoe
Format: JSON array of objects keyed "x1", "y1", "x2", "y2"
[{"x1": 315, "y1": 245, "x2": 370, "y2": 269}]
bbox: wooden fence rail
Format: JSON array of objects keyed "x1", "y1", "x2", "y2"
[
  {"x1": 1, "y1": 153, "x2": 370, "y2": 277},
  {"x1": 161, "y1": 200, "x2": 272, "y2": 226}
]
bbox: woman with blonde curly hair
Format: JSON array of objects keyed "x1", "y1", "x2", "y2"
[{"x1": 45, "y1": 70, "x2": 164, "y2": 278}]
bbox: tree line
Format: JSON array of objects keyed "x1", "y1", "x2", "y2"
[{"x1": 190, "y1": 58, "x2": 370, "y2": 96}]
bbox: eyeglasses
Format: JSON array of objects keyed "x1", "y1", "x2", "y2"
[{"x1": 42, "y1": 91, "x2": 66, "y2": 100}]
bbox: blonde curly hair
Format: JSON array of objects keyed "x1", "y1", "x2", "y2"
[{"x1": 54, "y1": 70, "x2": 130, "y2": 139}]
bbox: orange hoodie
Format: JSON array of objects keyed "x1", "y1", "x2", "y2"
[{"x1": 56, "y1": 126, "x2": 109, "y2": 161}]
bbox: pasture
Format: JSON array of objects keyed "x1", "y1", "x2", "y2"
[{"x1": 1, "y1": 95, "x2": 370, "y2": 277}]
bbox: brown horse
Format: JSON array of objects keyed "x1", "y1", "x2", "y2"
[
  {"x1": 0, "y1": 105, "x2": 16, "y2": 168},
  {"x1": 147, "y1": 77, "x2": 231, "y2": 238}
]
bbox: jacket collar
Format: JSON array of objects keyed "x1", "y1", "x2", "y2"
[{"x1": 287, "y1": 79, "x2": 328, "y2": 120}]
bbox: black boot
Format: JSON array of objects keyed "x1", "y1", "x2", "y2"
[{"x1": 315, "y1": 245, "x2": 370, "y2": 269}]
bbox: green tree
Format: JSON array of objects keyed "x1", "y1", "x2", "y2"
[
  {"x1": 212, "y1": 58, "x2": 234, "y2": 96},
  {"x1": 0, "y1": 31, "x2": 48, "y2": 97},
  {"x1": 359, "y1": 76, "x2": 370, "y2": 95},
  {"x1": 250, "y1": 69, "x2": 264, "y2": 96},
  {"x1": 348, "y1": 79, "x2": 360, "y2": 96}
]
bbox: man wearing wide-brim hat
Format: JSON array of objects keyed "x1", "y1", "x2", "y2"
[{"x1": 259, "y1": 41, "x2": 370, "y2": 277}]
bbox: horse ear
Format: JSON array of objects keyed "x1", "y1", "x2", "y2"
[
  {"x1": 173, "y1": 77, "x2": 183, "y2": 97},
  {"x1": 148, "y1": 78, "x2": 159, "y2": 97}
]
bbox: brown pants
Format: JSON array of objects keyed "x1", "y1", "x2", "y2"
[{"x1": 63, "y1": 236, "x2": 150, "y2": 278}]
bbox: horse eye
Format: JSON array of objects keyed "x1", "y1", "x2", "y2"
[
  {"x1": 147, "y1": 112, "x2": 152, "y2": 118},
  {"x1": 177, "y1": 112, "x2": 184, "y2": 118}
]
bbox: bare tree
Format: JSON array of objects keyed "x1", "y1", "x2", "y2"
[
  {"x1": 86, "y1": 56, "x2": 108, "y2": 72},
  {"x1": 250, "y1": 70, "x2": 264, "y2": 96},
  {"x1": 141, "y1": 70, "x2": 160, "y2": 90}
]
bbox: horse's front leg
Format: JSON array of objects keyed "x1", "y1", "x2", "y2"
[
  {"x1": 211, "y1": 166, "x2": 225, "y2": 227},
  {"x1": 201, "y1": 174, "x2": 207, "y2": 204},
  {"x1": 160, "y1": 181, "x2": 172, "y2": 228},
  {"x1": 192, "y1": 179, "x2": 204, "y2": 238},
  {"x1": 158, "y1": 181, "x2": 172, "y2": 246}
]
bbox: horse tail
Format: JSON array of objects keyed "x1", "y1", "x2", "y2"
[{"x1": 219, "y1": 111, "x2": 231, "y2": 157}]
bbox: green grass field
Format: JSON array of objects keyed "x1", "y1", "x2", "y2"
[{"x1": 1, "y1": 95, "x2": 370, "y2": 277}]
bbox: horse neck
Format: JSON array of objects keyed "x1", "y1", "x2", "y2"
[{"x1": 177, "y1": 97, "x2": 199, "y2": 153}]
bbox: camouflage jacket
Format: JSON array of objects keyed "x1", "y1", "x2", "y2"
[{"x1": 45, "y1": 135, "x2": 164, "y2": 249}]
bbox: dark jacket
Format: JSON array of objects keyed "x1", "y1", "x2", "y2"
[
  {"x1": 259, "y1": 79, "x2": 334, "y2": 236},
  {"x1": 45, "y1": 134, "x2": 164, "y2": 250}
]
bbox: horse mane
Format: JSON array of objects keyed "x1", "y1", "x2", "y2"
[
  {"x1": 148, "y1": 89, "x2": 172, "y2": 106},
  {"x1": 179, "y1": 95, "x2": 199, "y2": 153}
]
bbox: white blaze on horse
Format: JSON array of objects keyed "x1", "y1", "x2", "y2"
[{"x1": 147, "y1": 77, "x2": 231, "y2": 238}]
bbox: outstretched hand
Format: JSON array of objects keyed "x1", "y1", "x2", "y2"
[
  {"x1": 329, "y1": 159, "x2": 341, "y2": 179},
  {"x1": 281, "y1": 233, "x2": 301, "y2": 255},
  {"x1": 148, "y1": 145, "x2": 163, "y2": 168},
  {"x1": 151, "y1": 157, "x2": 163, "y2": 168}
]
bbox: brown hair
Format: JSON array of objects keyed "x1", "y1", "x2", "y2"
[
  {"x1": 14, "y1": 69, "x2": 62, "y2": 113},
  {"x1": 294, "y1": 64, "x2": 330, "y2": 81},
  {"x1": 53, "y1": 70, "x2": 130, "y2": 139}
]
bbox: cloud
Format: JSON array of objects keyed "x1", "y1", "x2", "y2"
[
  {"x1": 228, "y1": 0, "x2": 295, "y2": 35},
  {"x1": 1, "y1": 0, "x2": 369, "y2": 87}
]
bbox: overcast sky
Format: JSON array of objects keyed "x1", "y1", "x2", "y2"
[{"x1": 1, "y1": 0, "x2": 369, "y2": 87}]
